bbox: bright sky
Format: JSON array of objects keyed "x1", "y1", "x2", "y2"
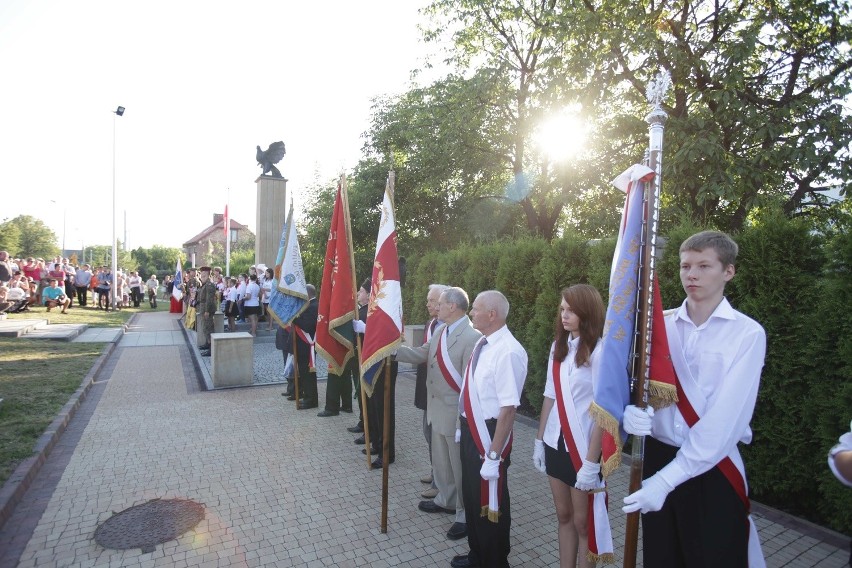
[{"x1": 0, "y1": 0, "x2": 438, "y2": 252}]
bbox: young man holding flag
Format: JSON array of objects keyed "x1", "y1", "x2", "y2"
[{"x1": 622, "y1": 231, "x2": 767, "y2": 567}]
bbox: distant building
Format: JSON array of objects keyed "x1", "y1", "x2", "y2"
[{"x1": 183, "y1": 213, "x2": 253, "y2": 267}]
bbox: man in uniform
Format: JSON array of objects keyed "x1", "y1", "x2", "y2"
[
  {"x1": 196, "y1": 267, "x2": 217, "y2": 356},
  {"x1": 452, "y1": 290, "x2": 527, "y2": 568},
  {"x1": 397, "y1": 286, "x2": 481, "y2": 542}
]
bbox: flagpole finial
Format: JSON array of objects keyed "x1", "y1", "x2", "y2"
[
  {"x1": 645, "y1": 69, "x2": 672, "y2": 151},
  {"x1": 646, "y1": 70, "x2": 671, "y2": 109}
]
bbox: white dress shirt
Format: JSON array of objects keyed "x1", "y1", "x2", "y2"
[
  {"x1": 653, "y1": 298, "x2": 766, "y2": 479},
  {"x1": 542, "y1": 337, "x2": 601, "y2": 450},
  {"x1": 462, "y1": 325, "x2": 527, "y2": 419}
]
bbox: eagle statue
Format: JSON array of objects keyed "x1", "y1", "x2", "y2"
[{"x1": 256, "y1": 141, "x2": 286, "y2": 177}]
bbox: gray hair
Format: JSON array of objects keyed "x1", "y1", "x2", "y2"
[
  {"x1": 428, "y1": 283, "x2": 449, "y2": 294},
  {"x1": 306, "y1": 284, "x2": 317, "y2": 299},
  {"x1": 478, "y1": 290, "x2": 510, "y2": 321},
  {"x1": 441, "y1": 287, "x2": 469, "y2": 311}
]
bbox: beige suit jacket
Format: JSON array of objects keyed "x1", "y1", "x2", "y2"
[{"x1": 396, "y1": 316, "x2": 481, "y2": 437}]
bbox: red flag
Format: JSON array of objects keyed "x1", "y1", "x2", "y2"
[
  {"x1": 359, "y1": 172, "x2": 404, "y2": 395},
  {"x1": 315, "y1": 177, "x2": 357, "y2": 375},
  {"x1": 223, "y1": 205, "x2": 229, "y2": 237}
]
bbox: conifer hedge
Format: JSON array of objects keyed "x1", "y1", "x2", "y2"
[{"x1": 401, "y1": 214, "x2": 852, "y2": 534}]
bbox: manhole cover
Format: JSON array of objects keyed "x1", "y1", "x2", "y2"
[{"x1": 94, "y1": 498, "x2": 205, "y2": 553}]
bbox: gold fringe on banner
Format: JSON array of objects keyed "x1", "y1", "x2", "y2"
[
  {"x1": 589, "y1": 401, "x2": 622, "y2": 478},
  {"x1": 588, "y1": 551, "x2": 616, "y2": 565},
  {"x1": 648, "y1": 380, "x2": 678, "y2": 409}
]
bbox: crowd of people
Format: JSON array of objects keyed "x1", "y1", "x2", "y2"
[
  {"x1": 10, "y1": 229, "x2": 846, "y2": 567},
  {"x1": 262, "y1": 231, "x2": 775, "y2": 568},
  {"x1": 0, "y1": 251, "x2": 166, "y2": 315}
]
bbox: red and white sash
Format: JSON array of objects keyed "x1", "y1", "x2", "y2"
[
  {"x1": 460, "y1": 337, "x2": 510, "y2": 522},
  {"x1": 550, "y1": 352, "x2": 614, "y2": 563},
  {"x1": 436, "y1": 327, "x2": 463, "y2": 393},
  {"x1": 293, "y1": 325, "x2": 316, "y2": 371},
  {"x1": 666, "y1": 319, "x2": 766, "y2": 568}
]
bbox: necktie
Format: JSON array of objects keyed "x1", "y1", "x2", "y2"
[{"x1": 460, "y1": 336, "x2": 488, "y2": 415}]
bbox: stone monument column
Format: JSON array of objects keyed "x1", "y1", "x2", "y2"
[{"x1": 255, "y1": 175, "x2": 287, "y2": 267}]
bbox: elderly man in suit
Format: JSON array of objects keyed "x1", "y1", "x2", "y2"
[{"x1": 396, "y1": 286, "x2": 481, "y2": 541}]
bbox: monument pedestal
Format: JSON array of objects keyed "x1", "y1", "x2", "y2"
[
  {"x1": 211, "y1": 332, "x2": 253, "y2": 387},
  {"x1": 255, "y1": 175, "x2": 287, "y2": 268}
]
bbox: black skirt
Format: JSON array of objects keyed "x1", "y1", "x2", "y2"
[{"x1": 545, "y1": 433, "x2": 578, "y2": 486}]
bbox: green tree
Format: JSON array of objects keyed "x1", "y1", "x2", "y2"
[
  {"x1": 3, "y1": 215, "x2": 58, "y2": 259},
  {"x1": 574, "y1": 0, "x2": 852, "y2": 229},
  {"x1": 407, "y1": 0, "x2": 852, "y2": 238},
  {"x1": 0, "y1": 219, "x2": 21, "y2": 255},
  {"x1": 131, "y1": 245, "x2": 184, "y2": 278}
]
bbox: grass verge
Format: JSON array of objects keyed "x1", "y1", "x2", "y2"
[
  {"x1": 4, "y1": 297, "x2": 169, "y2": 327},
  {"x1": 0, "y1": 338, "x2": 107, "y2": 485}
]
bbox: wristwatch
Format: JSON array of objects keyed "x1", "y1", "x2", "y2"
[{"x1": 487, "y1": 450, "x2": 499, "y2": 461}]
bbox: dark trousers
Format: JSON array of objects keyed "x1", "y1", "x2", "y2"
[
  {"x1": 75, "y1": 286, "x2": 88, "y2": 306},
  {"x1": 295, "y1": 355, "x2": 317, "y2": 404},
  {"x1": 460, "y1": 418, "x2": 511, "y2": 568},
  {"x1": 325, "y1": 356, "x2": 355, "y2": 412},
  {"x1": 130, "y1": 287, "x2": 142, "y2": 307},
  {"x1": 64, "y1": 280, "x2": 74, "y2": 306},
  {"x1": 367, "y1": 360, "x2": 397, "y2": 456},
  {"x1": 642, "y1": 436, "x2": 749, "y2": 568}
]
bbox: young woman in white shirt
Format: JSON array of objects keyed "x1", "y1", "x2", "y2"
[
  {"x1": 243, "y1": 274, "x2": 262, "y2": 337},
  {"x1": 261, "y1": 267, "x2": 274, "y2": 330},
  {"x1": 533, "y1": 284, "x2": 610, "y2": 567}
]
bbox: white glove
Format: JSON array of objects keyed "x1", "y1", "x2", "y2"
[
  {"x1": 352, "y1": 319, "x2": 366, "y2": 333},
  {"x1": 622, "y1": 461, "x2": 689, "y2": 513},
  {"x1": 454, "y1": 429, "x2": 461, "y2": 444},
  {"x1": 480, "y1": 456, "x2": 501, "y2": 481},
  {"x1": 574, "y1": 459, "x2": 600, "y2": 490},
  {"x1": 532, "y1": 439, "x2": 546, "y2": 473},
  {"x1": 623, "y1": 405, "x2": 655, "y2": 436}
]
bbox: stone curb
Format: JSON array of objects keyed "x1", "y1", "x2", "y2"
[{"x1": 0, "y1": 319, "x2": 130, "y2": 531}]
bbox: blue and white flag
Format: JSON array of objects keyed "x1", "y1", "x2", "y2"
[
  {"x1": 268, "y1": 202, "x2": 308, "y2": 326},
  {"x1": 172, "y1": 258, "x2": 183, "y2": 302}
]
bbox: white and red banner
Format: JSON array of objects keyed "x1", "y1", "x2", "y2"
[{"x1": 359, "y1": 172, "x2": 404, "y2": 395}]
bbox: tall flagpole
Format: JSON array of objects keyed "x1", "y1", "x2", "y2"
[
  {"x1": 225, "y1": 189, "x2": 231, "y2": 278},
  {"x1": 623, "y1": 70, "x2": 672, "y2": 568},
  {"x1": 380, "y1": 169, "x2": 395, "y2": 534}
]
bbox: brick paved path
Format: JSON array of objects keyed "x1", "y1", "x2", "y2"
[{"x1": 0, "y1": 311, "x2": 848, "y2": 567}]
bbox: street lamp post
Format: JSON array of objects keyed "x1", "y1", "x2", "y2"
[{"x1": 112, "y1": 105, "x2": 125, "y2": 311}]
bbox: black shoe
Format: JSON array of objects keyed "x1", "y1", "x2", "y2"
[
  {"x1": 354, "y1": 435, "x2": 366, "y2": 445},
  {"x1": 419, "y1": 500, "x2": 455, "y2": 514},
  {"x1": 341, "y1": 407, "x2": 353, "y2": 413},
  {"x1": 298, "y1": 399, "x2": 318, "y2": 409},
  {"x1": 347, "y1": 424, "x2": 364, "y2": 433},
  {"x1": 450, "y1": 554, "x2": 478, "y2": 568},
  {"x1": 371, "y1": 456, "x2": 394, "y2": 469},
  {"x1": 199, "y1": 349, "x2": 211, "y2": 356},
  {"x1": 361, "y1": 447, "x2": 381, "y2": 455},
  {"x1": 286, "y1": 394, "x2": 297, "y2": 401},
  {"x1": 446, "y1": 522, "x2": 467, "y2": 540},
  {"x1": 317, "y1": 409, "x2": 339, "y2": 417}
]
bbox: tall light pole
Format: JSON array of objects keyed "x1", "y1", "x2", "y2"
[{"x1": 112, "y1": 105, "x2": 125, "y2": 310}]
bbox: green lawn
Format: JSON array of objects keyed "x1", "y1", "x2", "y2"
[
  {"x1": 4, "y1": 294, "x2": 170, "y2": 327},
  {"x1": 0, "y1": 294, "x2": 173, "y2": 486},
  {"x1": 0, "y1": 338, "x2": 106, "y2": 485}
]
